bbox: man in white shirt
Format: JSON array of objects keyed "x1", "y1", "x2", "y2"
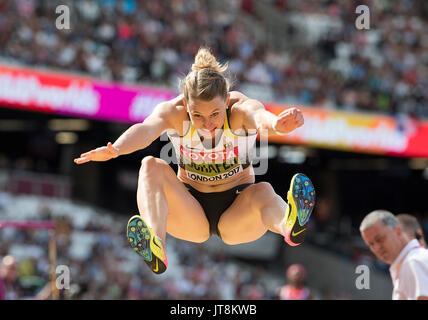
[{"x1": 360, "y1": 210, "x2": 428, "y2": 300}]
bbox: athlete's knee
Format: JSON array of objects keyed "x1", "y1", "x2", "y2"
[
  {"x1": 253, "y1": 182, "x2": 274, "y2": 194},
  {"x1": 191, "y1": 232, "x2": 210, "y2": 243},
  {"x1": 247, "y1": 182, "x2": 280, "y2": 210},
  {"x1": 167, "y1": 223, "x2": 210, "y2": 243},
  {"x1": 221, "y1": 236, "x2": 244, "y2": 245},
  {"x1": 140, "y1": 155, "x2": 158, "y2": 168},
  {"x1": 140, "y1": 156, "x2": 167, "y2": 177}
]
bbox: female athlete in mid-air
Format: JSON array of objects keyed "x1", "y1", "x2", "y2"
[{"x1": 74, "y1": 47, "x2": 315, "y2": 274}]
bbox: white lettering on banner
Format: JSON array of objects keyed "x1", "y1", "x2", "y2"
[
  {"x1": 288, "y1": 116, "x2": 408, "y2": 152},
  {"x1": 0, "y1": 72, "x2": 100, "y2": 115},
  {"x1": 129, "y1": 94, "x2": 168, "y2": 121}
]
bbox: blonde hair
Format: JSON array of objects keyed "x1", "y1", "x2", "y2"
[{"x1": 181, "y1": 47, "x2": 230, "y2": 102}]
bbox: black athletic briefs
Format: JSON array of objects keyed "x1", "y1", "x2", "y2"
[{"x1": 184, "y1": 183, "x2": 253, "y2": 237}]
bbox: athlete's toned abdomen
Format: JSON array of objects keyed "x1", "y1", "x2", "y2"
[{"x1": 177, "y1": 165, "x2": 255, "y2": 193}]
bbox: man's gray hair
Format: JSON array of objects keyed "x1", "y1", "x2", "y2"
[{"x1": 360, "y1": 210, "x2": 400, "y2": 233}]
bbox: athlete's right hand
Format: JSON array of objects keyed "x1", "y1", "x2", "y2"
[{"x1": 74, "y1": 142, "x2": 119, "y2": 164}]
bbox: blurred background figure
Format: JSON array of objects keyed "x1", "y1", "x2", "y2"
[
  {"x1": 276, "y1": 263, "x2": 313, "y2": 300},
  {"x1": 396, "y1": 214, "x2": 427, "y2": 248},
  {"x1": 0, "y1": 255, "x2": 21, "y2": 300},
  {"x1": 360, "y1": 210, "x2": 428, "y2": 300}
]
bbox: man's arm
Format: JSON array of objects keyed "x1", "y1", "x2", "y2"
[{"x1": 240, "y1": 98, "x2": 304, "y2": 136}]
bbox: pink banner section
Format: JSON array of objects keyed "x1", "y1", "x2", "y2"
[
  {"x1": 0, "y1": 221, "x2": 56, "y2": 230},
  {"x1": 1, "y1": 64, "x2": 427, "y2": 158},
  {"x1": 0, "y1": 64, "x2": 177, "y2": 123}
]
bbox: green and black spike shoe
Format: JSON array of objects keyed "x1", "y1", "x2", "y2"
[{"x1": 127, "y1": 215, "x2": 168, "y2": 274}]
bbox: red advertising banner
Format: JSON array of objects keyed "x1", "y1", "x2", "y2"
[
  {"x1": 0, "y1": 64, "x2": 427, "y2": 158},
  {"x1": 266, "y1": 103, "x2": 428, "y2": 158},
  {"x1": 0, "y1": 64, "x2": 176, "y2": 123}
]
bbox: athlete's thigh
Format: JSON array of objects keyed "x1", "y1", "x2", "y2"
[
  {"x1": 159, "y1": 164, "x2": 210, "y2": 242},
  {"x1": 217, "y1": 182, "x2": 280, "y2": 245}
]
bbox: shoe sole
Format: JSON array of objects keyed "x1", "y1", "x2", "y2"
[
  {"x1": 284, "y1": 173, "x2": 315, "y2": 246},
  {"x1": 127, "y1": 215, "x2": 167, "y2": 274}
]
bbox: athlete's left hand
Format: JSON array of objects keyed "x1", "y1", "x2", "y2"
[{"x1": 273, "y1": 107, "x2": 304, "y2": 134}]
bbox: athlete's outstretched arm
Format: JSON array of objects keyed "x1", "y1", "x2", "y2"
[
  {"x1": 241, "y1": 98, "x2": 304, "y2": 136},
  {"x1": 74, "y1": 102, "x2": 172, "y2": 164}
]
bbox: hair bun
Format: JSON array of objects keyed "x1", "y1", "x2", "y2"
[{"x1": 191, "y1": 47, "x2": 228, "y2": 73}]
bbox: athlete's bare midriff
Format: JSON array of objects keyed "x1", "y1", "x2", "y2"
[
  {"x1": 177, "y1": 165, "x2": 255, "y2": 193},
  {"x1": 166, "y1": 92, "x2": 255, "y2": 193}
]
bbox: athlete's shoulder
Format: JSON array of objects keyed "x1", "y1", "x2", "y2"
[
  {"x1": 229, "y1": 91, "x2": 264, "y2": 113},
  {"x1": 227, "y1": 92, "x2": 258, "y2": 131},
  {"x1": 155, "y1": 94, "x2": 189, "y2": 134},
  {"x1": 156, "y1": 94, "x2": 185, "y2": 113},
  {"x1": 227, "y1": 91, "x2": 246, "y2": 116},
  {"x1": 154, "y1": 94, "x2": 187, "y2": 120},
  {"x1": 228, "y1": 90, "x2": 249, "y2": 103}
]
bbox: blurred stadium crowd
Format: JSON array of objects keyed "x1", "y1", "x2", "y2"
[
  {"x1": 0, "y1": 189, "x2": 332, "y2": 300},
  {"x1": 0, "y1": 0, "x2": 427, "y2": 117},
  {"x1": 1, "y1": 0, "x2": 428, "y2": 300}
]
